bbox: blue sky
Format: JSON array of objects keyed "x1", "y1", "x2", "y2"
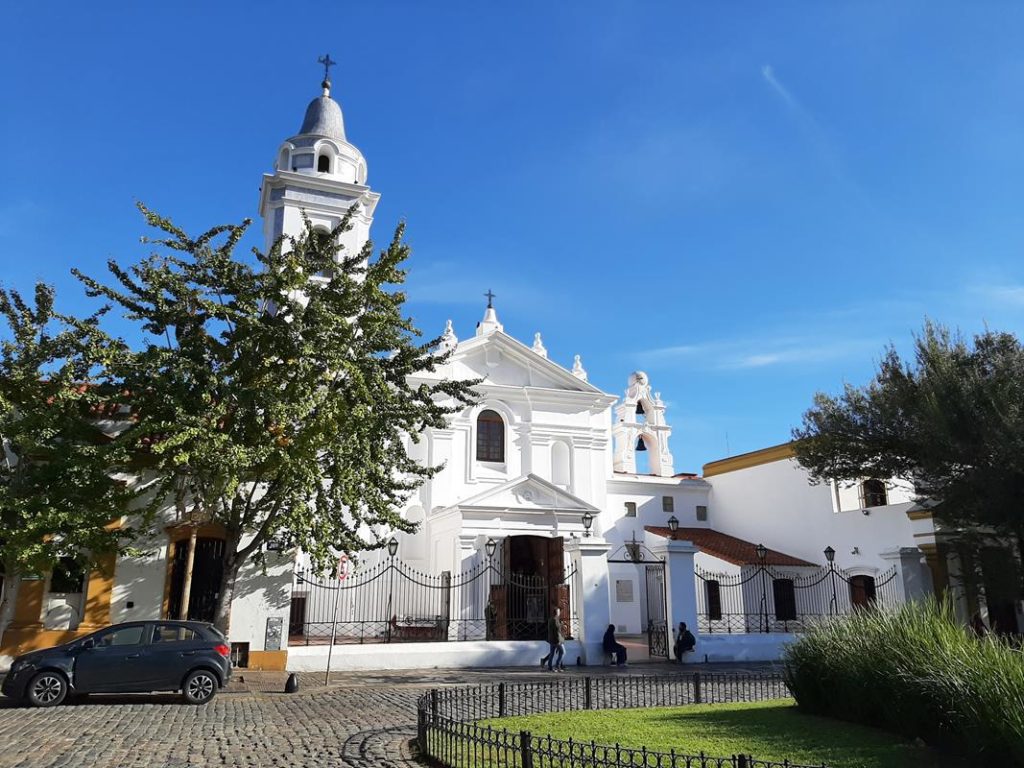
[{"x1": 3, "y1": 2, "x2": 1024, "y2": 471}]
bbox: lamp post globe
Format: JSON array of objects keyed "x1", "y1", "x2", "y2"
[
  {"x1": 485, "y1": 537, "x2": 497, "y2": 559},
  {"x1": 755, "y1": 543, "x2": 768, "y2": 562},
  {"x1": 824, "y1": 546, "x2": 836, "y2": 563},
  {"x1": 582, "y1": 511, "x2": 594, "y2": 537},
  {"x1": 667, "y1": 515, "x2": 679, "y2": 539},
  {"x1": 387, "y1": 537, "x2": 399, "y2": 558}
]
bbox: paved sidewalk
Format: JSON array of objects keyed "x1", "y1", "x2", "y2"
[{"x1": 0, "y1": 662, "x2": 780, "y2": 767}]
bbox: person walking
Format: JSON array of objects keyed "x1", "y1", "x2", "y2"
[
  {"x1": 603, "y1": 624, "x2": 628, "y2": 667},
  {"x1": 546, "y1": 607, "x2": 566, "y2": 671}
]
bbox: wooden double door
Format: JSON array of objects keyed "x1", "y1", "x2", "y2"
[{"x1": 489, "y1": 535, "x2": 569, "y2": 641}]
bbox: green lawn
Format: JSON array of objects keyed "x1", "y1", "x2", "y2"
[{"x1": 481, "y1": 699, "x2": 973, "y2": 768}]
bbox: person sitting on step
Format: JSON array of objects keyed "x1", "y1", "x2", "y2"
[
  {"x1": 674, "y1": 621, "x2": 696, "y2": 663},
  {"x1": 603, "y1": 624, "x2": 628, "y2": 667}
]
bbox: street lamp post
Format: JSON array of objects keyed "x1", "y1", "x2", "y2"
[
  {"x1": 385, "y1": 538, "x2": 398, "y2": 643},
  {"x1": 667, "y1": 515, "x2": 679, "y2": 540},
  {"x1": 824, "y1": 546, "x2": 837, "y2": 616},
  {"x1": 582, "y1": 511, "x2": 594, "y2": 538},
  {"x1": 756, "y1": 543, "x2": 768, "y2": 633}
]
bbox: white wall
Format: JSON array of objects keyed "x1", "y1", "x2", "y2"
[{"x1": 708, "y1": 458, "x2": 919, "y2": 574}]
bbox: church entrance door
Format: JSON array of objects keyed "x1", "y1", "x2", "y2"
[{"x1": 498, "y1": 535, "x2": 567, "y2": 641}]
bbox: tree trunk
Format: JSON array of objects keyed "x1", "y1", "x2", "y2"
[
  {"x1": 178, "y1": 526, "x2": 198, "y2": 620},
  {"x1": 213, "y1": 541, "x2": 241, "y2": 636},
  {"x1": 0, "y1": 568, "x2": 21, "y2": 648}
]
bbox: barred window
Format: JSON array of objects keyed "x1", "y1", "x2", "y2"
[
  {"x1": 662, "y1": 496, "x2": 674, "y2": 513},
  {"x1": 476, "y1": 410, "x2": 505, "y2": 462},
  {"x1": 705, "y1": 580, "x2": 722, "y2": 621},
  {"x1": 772, "y1": 578, "x2": 797, "y2": 622},
  {"x1": 50, "y1": 557, "x2": 85, "y2": 594},
  {"x1": 860, "y1": 479, "x2": 888, "y2": 508}
]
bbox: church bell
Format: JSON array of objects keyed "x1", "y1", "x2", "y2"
[{"x1": 635, "y1": 437, "x2": 647, "y2": 452}]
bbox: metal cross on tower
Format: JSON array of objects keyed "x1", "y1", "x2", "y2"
[
  {"x1": 484, "y1": 289, "x2": 496, "y2": 308},
  {"x1": 318, "y1": 54, "x2": 337, "y2": 81}
]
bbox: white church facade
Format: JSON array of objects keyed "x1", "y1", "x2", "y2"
[{"x1": 5, "y1": 69, "x2": 1011, "y2": 672}]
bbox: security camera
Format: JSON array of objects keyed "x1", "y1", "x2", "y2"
[{"x1": 861, "y1": 509, "x2": 871, "y2": 516}]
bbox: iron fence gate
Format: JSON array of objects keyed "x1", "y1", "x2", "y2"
[
  {"x1": 645, "y1": 563, "x2": 669, "y2": 658},
  {"x1": 290, "y1": 556, "x2": 578, "y2": 645},
  {"x1": 607, "y1": 537, "x2": 670, "y2": 659},
  {"x1": 695, "y1": 562, "x2": 901, "y2": 633}
]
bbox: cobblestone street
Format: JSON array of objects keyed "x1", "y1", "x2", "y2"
[{"x1": 0, "y1": 664, "x2": 777, "y2": 767}]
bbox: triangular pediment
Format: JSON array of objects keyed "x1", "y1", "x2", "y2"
[
  {"x1": 448, "y1": 332, "x2": 606, "y2": 394},
  {"x1": 450, "y1": 474, "x2": 600, "y2": 513}
]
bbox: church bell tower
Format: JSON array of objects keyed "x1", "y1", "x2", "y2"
[{"x1": 258, "y1": 56, "x2": 380, "y2": 262}]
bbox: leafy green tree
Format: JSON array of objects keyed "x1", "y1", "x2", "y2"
[
  {"x1": 793, "y1": 321, "x2": 1024, "y2": 540},
  {"x1": 0, "y1": 284, "x2": 136, "y2": 639},
  {"x1": 75, "y1": 205, "x2": 476, "y2": 632}
]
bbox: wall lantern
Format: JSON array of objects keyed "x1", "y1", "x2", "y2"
[
  {"x1": 667, "y1": 515, "x2": 679, "y2": 539},
  {"x1": 755, "y1": 543, "x2": 768, "y2": 562},
  {"x1": 485, "y1": 537, "x2": 497, "y2": 559},
  {"x1": 387, "y1": 537, "x2": 399, "y2": 559},
  {"x1": 823, "y1": 545, "x2": 836, "y2": 564},
  {"x1": 582, "y1": 511, "x2": 594, "y2": 537}
]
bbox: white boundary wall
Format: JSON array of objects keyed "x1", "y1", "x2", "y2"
[{"x1": 287, "y1": 639, "x2": 586, "y2": 671}]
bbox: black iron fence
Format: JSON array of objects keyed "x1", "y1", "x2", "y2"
[
  {"x1": 695, "y1": 563, "x2": 900, "y2": 634},
  {"x1": 290, "y1": 556, "x2": 578, "y2": 645},
  {"x1": 417, "y1": 673, "x2": 828, "y2": 768}
]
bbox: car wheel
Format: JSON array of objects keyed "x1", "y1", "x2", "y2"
[
  {"x1": 26, "y1": 671, "x2": 68, "y2": 708},
  {"x1": 182, "y1": 669, "x2": 218, "y2": 705}
]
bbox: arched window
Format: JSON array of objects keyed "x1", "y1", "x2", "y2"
[
  {"x1": 551, "y1": 442, "x2": 570, "y2": 487},
  {"x1": 849, "y1": 575, "x2": 877, "y2": 608},
  {"x1": 476, "y1": 410, "x2": 505, "y2": 462},
  {"x1": 310, "y1": 229, "x2": 335, "y2": 278},
  {"x1": 772, "y1": 578, "x2": 797, "y2": 621},
  {"x1": 317, "y1": 153, "x2": 330, "y2": 173}
]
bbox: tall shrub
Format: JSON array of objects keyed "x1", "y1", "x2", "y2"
[{"x1": 783, "y1": 600, "x2": 1024, "y2": 763}]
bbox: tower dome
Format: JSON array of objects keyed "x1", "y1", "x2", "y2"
[{"x1": 298, "y1": 78, "x2": 346, "y2": 140}]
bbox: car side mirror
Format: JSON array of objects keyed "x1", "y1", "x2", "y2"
[{"x1": 80, "y1": 638, "x2": 95, "y2": 650}]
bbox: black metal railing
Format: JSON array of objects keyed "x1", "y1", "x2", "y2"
[
  {"x1": 417, "y1": 673, "x2": 828, "y2": 768},
  {"x1": 290, "y1": 556, "x2": 579, "y2": 646},
  {"x1": 695, "y1": 564, "x2": 900, "y2": 634}
]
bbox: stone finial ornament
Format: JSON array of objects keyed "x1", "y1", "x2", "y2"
[
  {"x1": 532, "y1": 332, "x2": 548, "y2": 358},
  {"x1": 438, "y1": 319, "x2": 458, "y2": 353},
  {"x1": 571, "y1": 354, "x2": 588, "y2": 381}
]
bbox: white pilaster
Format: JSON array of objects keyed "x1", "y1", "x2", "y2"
[
  {"x1": 650, "y1": 538, "x2": 700, "y2": 646},
  {"x1": 565, "y1": 537, "x2": 612, "y2": 666}
]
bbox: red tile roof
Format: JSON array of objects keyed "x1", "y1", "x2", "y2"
[{"x1": 644, "y1": 526, "x2": 816, "y2": 567}]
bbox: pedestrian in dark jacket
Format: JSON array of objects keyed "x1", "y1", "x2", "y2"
[
  {"x1": 674, "y1": 622, "x2": 696, "y2": 663},
  {"x1": 603, "y1": 624, "x2": 627, "y2": 666},
  {"x1": 546, "y1": 608, "x2": 565, "y2": 671}
]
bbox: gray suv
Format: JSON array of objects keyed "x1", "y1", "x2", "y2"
[{"x1": 2, "y1": 621, "x2": 232, "y2": 707}]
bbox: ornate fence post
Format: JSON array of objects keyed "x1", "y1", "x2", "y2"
[
  {"x1": 498, "y1": 682, "x2": 506, "y2": 718},
  {"x1": 693, "y1": 672, "x2": 702, "y2": 704},
  {"x1": 430, "y1": 688, "x2": 439, "y2": 723},
  {"x1": 585, "y1": 676, "x2": 593, "y2": 710},
  {"x1": 519, "y1": 730, "x2": 534, "y2": 768}
]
